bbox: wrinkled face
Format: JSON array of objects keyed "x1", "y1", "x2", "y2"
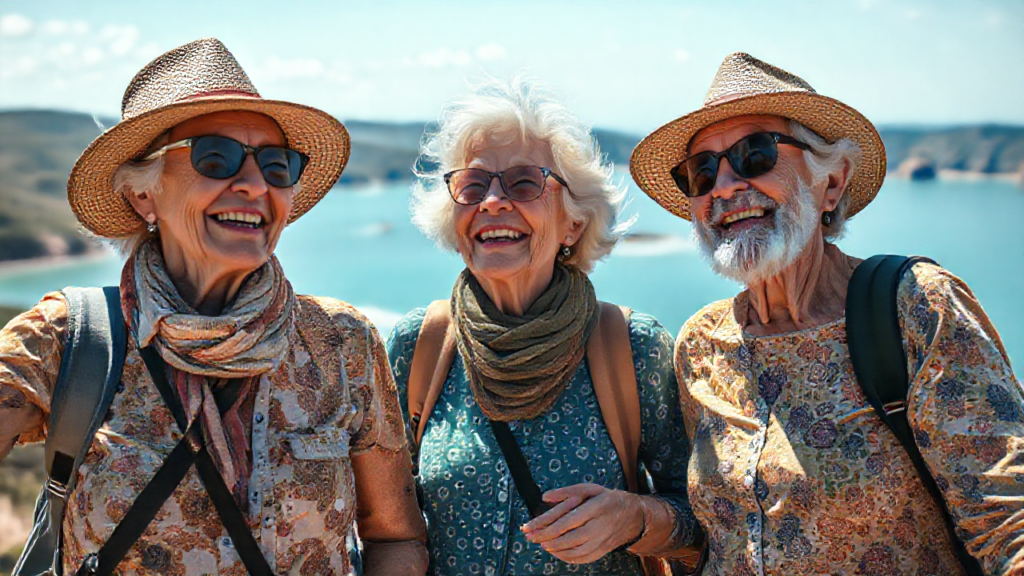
[
  {"x1": 148, "y1": 111, "x2": 294, "y2": 277},
  {"x1": 688, "y1": 115, "x2": 822, "y2": 284},
  {"x1": 452, "y1": 139, "x2": 576, "y2": 284}
]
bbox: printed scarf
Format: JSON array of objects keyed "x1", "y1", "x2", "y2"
[{"x1": 121, "y1": 240, "x2": 295, "y2": 508}]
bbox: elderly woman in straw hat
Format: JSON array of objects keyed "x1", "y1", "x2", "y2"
[
  {"x1": 632, "y1": 52, "x2": 1024, "y2": 575},
  {"x1": 0, "y1": 39, "x2": 426, "y2": 575},
  {"x1": 386, "y1": 77, "x2": 704, "y2": 575}
]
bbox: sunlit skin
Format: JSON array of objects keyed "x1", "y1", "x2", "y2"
[
  {"x1": 453, "y1": 140, "x2": 581, "y2": 316},
  {"x1": 126, "y1": 111, "x2": 294, "y2": 315},
  {"x1": 688, "y1": 114, "x2": 856, "y2": 335}
]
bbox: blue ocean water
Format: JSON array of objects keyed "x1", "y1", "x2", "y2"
[{"x1": 0, "y1": 176, "x2": 1021, "y2": 374}]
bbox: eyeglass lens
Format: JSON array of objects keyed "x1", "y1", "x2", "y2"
[
  {"x1": 448, "y1": 166, "x2": 548, "y2": 205},
  {"x1": 189, "y1": 135, "x2": 306, "y2": 188},
  {"x1": 672, "y1": 132, "x2": 780, "y2": 198}
]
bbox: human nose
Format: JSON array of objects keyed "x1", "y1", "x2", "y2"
[
  {"x1": 708, "y1": 156, "x2": 747, "y2": 201},
  {"x1": 477, "y1": 175, "x2": 512, "y2": 213},
  {"x1": 231, "y1": 153, "x2": 270, "y2": 199}
]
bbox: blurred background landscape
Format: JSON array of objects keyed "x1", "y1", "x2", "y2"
[{"x1": 0, "y1": 0, "x2": 1022, "y2": 572}]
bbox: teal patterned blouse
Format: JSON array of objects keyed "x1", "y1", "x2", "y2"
[{"x1": 387, "y1": 308, "x2": 700, "y2": 575}]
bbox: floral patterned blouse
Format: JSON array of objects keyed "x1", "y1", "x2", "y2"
[
  {"x1": 675, "y1": 262, "x2": 1024, "y2": 576},
  {"x1": 0, "y1": 291, "x2": 411, "y2": 576},
  {"x1": 388, "y1": 309, "x2": 700, "y2": 575}
]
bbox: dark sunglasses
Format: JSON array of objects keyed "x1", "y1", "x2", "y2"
[
  {"x1": 670, "y1": 131, "x2": 813, "y2": 198},
  {"x1": 443, "y1": 166, "x2": 570, "y2": 205},
  {"x1": 138, "y1": 135, "x2": 310, "y2": 188}
]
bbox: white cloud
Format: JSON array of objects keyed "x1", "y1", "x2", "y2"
[
  {"x1": 41, "y1": 20, "x2": 88, "y2": 36},
  {"x1": 673, "y1": 49, "x2": 691, "y2": 62},
  {"x1": 416, "y1": 48, "x2": 472, "y2": 69},
  {"x1": 0, "y1": 14, "x2": 33, "y2": 36},
  {"x1": 0, "y1": 55, "x2": 36, "y2": 79},
  {"x1": 100, "y1": 24, "x2": 140, "y2": 56},
  {"x1": 475, "y1": 43, "x2": 507, "y2": 62},
  {"x1": 82, "y1": 47, "x2": 104, "y2": 66}
]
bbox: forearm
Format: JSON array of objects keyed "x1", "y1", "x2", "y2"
[
  {"x1": 352, "y1": 445, "x2": 427, "y2": 575},
  {"x1": 0, "y1": 390, "x2": 44, "y2": 462}
]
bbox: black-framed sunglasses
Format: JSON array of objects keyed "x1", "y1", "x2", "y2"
[
  {"x1": 670, "y1": 131, "x2": 813, "y2": 199},
  {"x1": 138, "y1": 135, "x2": 310, "y2": 188},
  {"x1": 443, "y1": 166, "x2": 570, "y2": 205}
]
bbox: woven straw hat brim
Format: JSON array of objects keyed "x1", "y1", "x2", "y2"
[
  {"x1": 630, "y1": 91, "x2": 885, "y2": 221},
  {"x1": 68, "y1": 95, "x2": 350, "y2": 238}
]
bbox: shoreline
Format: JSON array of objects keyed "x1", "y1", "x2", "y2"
[
  {"x1": 885, "y1": 169, "x2": 1023, "y2": 185},
  {"x1": 0, "y1": 249, "x2": 116, "y2": 278}
]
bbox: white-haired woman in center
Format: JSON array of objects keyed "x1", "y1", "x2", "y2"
[{"x1": 386, "y1": 78, "x2": 705, "y2": 575}]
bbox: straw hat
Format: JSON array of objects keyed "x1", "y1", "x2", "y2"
[
  {"x1": 68, "y1": 38, "x2": 350, "y2": 238},
  {"x1": 630, "y1": 52, "x2": 885, "y2": 221}
]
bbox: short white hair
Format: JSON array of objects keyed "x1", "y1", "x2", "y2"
[
  {"x1": 410, "y1": 76, "x2": 630, "y2": 273},
  {"x1": 788, "y1": 120, "x2": 860, "y2": 240},
  {"x1": 109, "y1": 132, "x2": 301, "y2": 257}
]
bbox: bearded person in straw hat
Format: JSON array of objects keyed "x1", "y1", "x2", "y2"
[
  {"x1": 0, "y1": 39, "x2": 427, "y2": 575},
  {"x1": 632, "y1": 53, "x2": 1023, "y2": 575}
]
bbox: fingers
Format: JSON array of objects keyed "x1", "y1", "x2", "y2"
[
  {"x1": 541, "y1": 482, "x2": 604, "y2": 504},
  {"x1": 539, "y1": 520, "x2": 612, "y2": 564},
  {"x1": 521, "y1": 494, "x2": 583, "y2": 534},
  {"x1": 526, "y1": 494, "x2": 604, "y2": 544}
]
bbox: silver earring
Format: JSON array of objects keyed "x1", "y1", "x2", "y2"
[
  {"x1": 147, "y1": 221, "x2": 158, "y2": 234},
  {"x1": 561, "y1": 245, "x2": 571, "y2": 258},
  {"x1": 821, "y1": 211, "x2": 833, "y2": 226}
]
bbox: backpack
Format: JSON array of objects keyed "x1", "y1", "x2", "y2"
[
  {"x1": 405, "y1": 300, "x2": 706, "y2": 575},
  {"x1": 14, "y1": 287, "x2": 127, "y2": 576},
  {"x1": 845, "y1": 255, "x2": 983, "y2": 576}
]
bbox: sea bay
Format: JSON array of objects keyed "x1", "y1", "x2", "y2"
[{"x1": 0, "y1": 176, "x2": 1020, "y2": 374}]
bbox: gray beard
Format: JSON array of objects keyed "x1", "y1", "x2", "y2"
[{"x1": 693, "y1": 183, "x2": 819, "y2": 285}]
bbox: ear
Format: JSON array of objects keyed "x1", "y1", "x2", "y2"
[
  {"x1": 822, "y1": 157, "x2": 852, "y2": 212},
  {"x1": 564, "y1": 220, "x2": 584, "y2": 247},
  {"x1": 124, "y1": 184, "x2": 157, "y2": 224}
]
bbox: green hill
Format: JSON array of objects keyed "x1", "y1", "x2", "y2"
[{"x1": 1, "y1": 110, "x2": 1021, "y2": 263}]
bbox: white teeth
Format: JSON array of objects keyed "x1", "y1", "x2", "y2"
[
  {"x1": 215, "y1": 212, "x2": 263, "y2": 226},
  {"x1": 722, "y1": 208, "x2": 766, "y2": 226},
  {"x1": 480, "y1": 229, "x2": 523, "y2": 241}
]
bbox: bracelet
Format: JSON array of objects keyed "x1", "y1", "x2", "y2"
[{"x1": 622, "y1": 495, "x2": 649, "y2": 550}]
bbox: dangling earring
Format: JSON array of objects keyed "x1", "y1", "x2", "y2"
[
  {"x1": 558, "y1": 245, "x2": 571, "y2": 262},
  {"x1": 821, "y1": 211, "x2": 833, "y2": 226},
  {"x1": 145, "y1": 214, "x2": 158, "y2": 234}
]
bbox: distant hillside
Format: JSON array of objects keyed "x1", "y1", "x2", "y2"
[
  {"x1": 880, "y1": 125, "x2": 1024, "y2": 178},
  {"x1": 0, "y1": 110, "x2": 1021, "y2": 262}
]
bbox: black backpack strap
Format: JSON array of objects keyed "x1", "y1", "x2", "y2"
[
  {"x1": 488, "y1": 420, "x2": 551, "y2": 518},
  {"x1": 14, "y1": 287, "x2": 127, "y2": 576},
  {"x1": 136, "y1": 346, "x2": 273, "y2": 576},
  {"x1": 846, "y1": 255, "x2": 983, "y2": 576},
  {"x1": 78, "y1": 346, "x2": 269, "y2": 576}
]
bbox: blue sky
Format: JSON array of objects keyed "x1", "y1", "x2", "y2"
[{"x1": 1, "y1": 0, "x2": 1021, "y2": 134}]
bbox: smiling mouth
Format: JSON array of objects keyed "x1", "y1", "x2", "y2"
[
  {"x1": 211, "y1": 211, "x2": 266, "y2": 230},
  {"x1": 475, "y1": 228, "x2": 527, "y2": 245},
  {"x1": 719, "y1": 208, "x2": 774, "y2": 230}
]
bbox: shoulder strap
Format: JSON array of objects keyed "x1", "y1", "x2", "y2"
[
  {"x1": 586, "y1": 302, "x2": 642, "y2": 493},
  {"x1": 407, "y1": 300, "x2": 457, "y2": 446},
  {"x1": 846, "y1": 255, "x2": 982, "y2": 576},
  {"x1": 16, "y1": 287, "x2": 126, "y2": 576}
]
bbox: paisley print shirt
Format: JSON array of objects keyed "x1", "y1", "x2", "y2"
[
  {"x1": 388, "y1": 309, "x2": 700, "y2": 575},
  {"x1": 0, "y1": 291, "x2": 409, "y2": 575},
  {"x1": 676, "y1": 263, "x2": 1024, "y2": 575}
]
